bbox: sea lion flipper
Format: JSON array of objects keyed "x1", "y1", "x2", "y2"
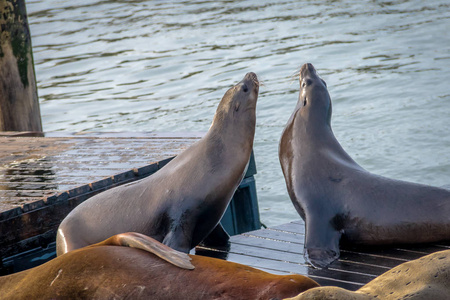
[
  {"x1": 304, "y1": 218, "x2": 341, "y2": 269},
  {"x1": 95, "y1": 232, "x2": 195, "y2": 270},
  {"x1": 304, "y1": 247, "x2": 340, "y2": 269},
  {"x1": 199, "y1": 223, "x2": 230, "y2": 250}
]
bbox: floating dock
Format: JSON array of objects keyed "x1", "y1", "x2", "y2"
[
  {"x1": 0, "y1": 132, "x2": 201, "y2": 264},
  {"x1": 197, "y1": 221, "x2": 450, "y2": 290},
  {"x1": 1, "y1": 132, "x2": 447, "y2": 291},
  {"x1": 0, "y1": 132, "x2": 202, "y2": 212}
]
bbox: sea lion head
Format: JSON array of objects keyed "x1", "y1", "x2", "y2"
[
  {"x1": 211, "y1": 72, "x2": 259, "y2": 130},
  {"x1": 298, "y1": 63, "x2": 332, "y2": 126}
]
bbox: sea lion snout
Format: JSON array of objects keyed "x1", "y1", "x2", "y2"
[
  {"x1": 244, "y1": 71, "x2": 258, "y2": 83},
  {"x1": 241, "y1": 72, "x2": 259, "y2": 92},
  {"x1": 300, "y1": 63, "x2": 326, "y2": 83},
  {"x1": 299, "y1": 63, "x2": 317, "y2": 79},
  {"x1": 299, "y1": 63, "x2": 327, "y2": 91},
  {"x1": 234, "y1": 72, "x2": 259, "y2": 99}
]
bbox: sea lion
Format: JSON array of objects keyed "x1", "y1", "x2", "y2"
[
  {"x1": 287, "y1": 249, "x2": 450, "y2": 300},
  {"x1": 0, "y1": 232, "x2": 320, "y2": 299},
  {"x1": 279, "y1": 63, "x2": 450, "y2": 268},
  {"x1": 57, "y1": 72, "x2": 259, "y2": 255}
]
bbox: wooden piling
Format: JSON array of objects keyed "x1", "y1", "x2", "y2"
[{"x1": 0, "y1": 0, "x2": 42, "y2": 132}]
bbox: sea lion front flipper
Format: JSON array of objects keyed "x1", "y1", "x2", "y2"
[
  {"x1": 199, "y1": 223, "x2": 230, "y2": 250},
  {"x1": 304, "y1": 216, "x2": 342, "y2": 269},
  {"x1": 94, "y1": 232, "x2": 195, "y2": 270}
]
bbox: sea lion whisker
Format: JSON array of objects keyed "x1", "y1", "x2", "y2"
[
  {"x1": 253, "y1": 77, "x2": 264, "y2": 87},
  {"x1": 291, "y1": 66, "x2": 303, "y2": 79},
  {"x1": 288, "y1": 69, "x2": 302, "y2": 86}
]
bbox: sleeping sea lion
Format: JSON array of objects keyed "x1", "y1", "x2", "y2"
[{"x1": 1, "y1": 232, "x2": 320, "y2": 299}]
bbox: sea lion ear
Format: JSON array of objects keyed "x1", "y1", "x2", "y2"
[{"x1": 234, "y1": 101, "x2": 240, "y2": 112}]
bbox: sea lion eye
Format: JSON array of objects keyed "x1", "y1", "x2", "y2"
[
  {"x1": 242, "y1": 84, "x2": 248, "y2": 93},
  {"x1": 302, "y1": 79, "x2": 313, "y2": 88}
]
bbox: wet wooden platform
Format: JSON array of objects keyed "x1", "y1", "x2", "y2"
[
  {"x1": 0, "y1": 131, "x2": 201, "y2": 213},
  {"x1": 2, "y1": 132, "x2": 448, "y2": 291},
  {"x1": 197, "y1": 220, "x2": 450, "y2": 291},
  {"x1": 0, "y1": 132, "x2": 201, "y2": 260}
]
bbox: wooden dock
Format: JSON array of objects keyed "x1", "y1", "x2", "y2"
[
  {"x1": 0, "y1": 131, "x2": 202, "y2": 212},
  {"x1": 0, "y1": 131, "x2": 260, "y2": 274},
  {"x1": 1, "y1": 132, "x2": 448, "y2": 291},
  {"x1": 0, "y1": 132, "x2": 201, "y2": 263},
  {"x1": 197, "y1": 221, "x2": 450, "y2": 291}
]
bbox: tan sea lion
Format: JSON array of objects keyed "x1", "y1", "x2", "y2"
[
  {"x1": 57, "y1": 72, "x2": 259, "y2": 255},
  {"x1": 279, "y1": 63, "x2": 450, "y2": 268},
  {"x1": 0, "y1": 232, "x2": 320, "y2": 299},
  {"x1": 287, "y1": 249, "x2": 450, "y2": 300}
]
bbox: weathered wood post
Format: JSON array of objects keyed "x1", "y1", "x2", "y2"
[{"x1": 0, "y1": 0, "x2": 42, "y2": 132}]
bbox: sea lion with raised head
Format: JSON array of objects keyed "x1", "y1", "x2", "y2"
[
  {"x1": 287, "y1": 249, "x2": 450, "y2": 300},
  {"x1": 279, "y1": 63, "x2": 450, "y2": 268},
  {"x1": 57, "y1": 72, "x2": 259, "y2": 255},
  {"x1": 1, "y1": 232, "x2": 320, "y2": 299}
]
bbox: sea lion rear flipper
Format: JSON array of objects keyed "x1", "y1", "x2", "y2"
[
  {"x1": 304, "y1": 217, "x2": 341, "y2": 269},
  {"x1": 94, "y1": 232, "x2": 195, "y2": 270}
]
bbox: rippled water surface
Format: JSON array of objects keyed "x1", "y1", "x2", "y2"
[{"x1": 27, "y1": 0, "x2": 450, "y2": 226}]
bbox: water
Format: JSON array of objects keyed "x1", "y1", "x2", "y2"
[{"x1": 26, "y1": 0, "x2": 450, "y2": 227}]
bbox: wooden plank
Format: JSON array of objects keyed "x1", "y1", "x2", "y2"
[
  {"x1": 1, "y1": 132, "x2": 259, "y2": 262},
  {"x1": 194, "y1": 220, "x2": 450, "y2": 291},
  {"x1": 0, "y1": 133, "x2": 200, "y2": 214},
  {"x1": 246, "y1": 227, "x2": 304, "y2": 244},
  {"x1": 271, "y1": 221, "x2": 305, "y2": 233},
  {"x1": 195, "y1": 246, "x2": 363, "y2": 290},
  {"x1": 232, "y1": 234, "x2": 303, "y2": 253},
  {"x1": 232, "y1": 234, "x2": 403, "y2": 271},
  {"x1": 0, "y1": 133, "x2": 201, "y2": 259},
  {"x1": 231, "y1": 240, "x2": 389, "y2": 278},
  {"x1": 230, "y1": 236, "x2": 386, "y2": 281}
]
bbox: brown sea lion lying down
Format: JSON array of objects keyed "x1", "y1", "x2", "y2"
[{"x1": 0, "y1": 232, "x2": 319, "y2": 299}]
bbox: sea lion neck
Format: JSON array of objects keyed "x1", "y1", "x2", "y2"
[
  {"x1": 208, "y1": 108, "x2": 256, "y2": 151},
  {"x1": 209, "y1": 73, "x2": 258, "y2": 143},
  {"x1": 290, "y1": 64, "x2": 357, "y2": 166},
  {"x1": 292, "y1": 92, "x2": 355, "y2": 167}
]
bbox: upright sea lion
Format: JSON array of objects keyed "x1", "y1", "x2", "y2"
[
  {"x1": 0, "y1": 232, "x2": 320, "y2": 299},
  {"x1": 288, "y1": 249, "x2": 450, "y2": 300},
  {"x1": 57, "y1": 72, "x2": 259, "y2": 255},
  {"x1": 279, "y1": 63, "x2": 450, "y2": 268}
]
